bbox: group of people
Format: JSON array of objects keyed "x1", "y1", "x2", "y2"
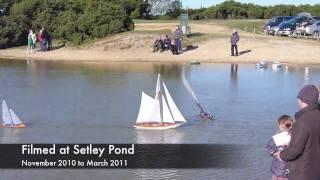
[
  {"x1": 265, "y1": 84, "x2": 320, "y2": 180},
  {"x1": 152, "y1": 25, "x2": 241, "y2": 57},
  {"x1": 27, "y1": 27, "x2": 52, "y2": 54},
  {"x1": 152, "y1": 35, "x2": 172, "y2": 52},
  {"x1": 152, "y1": 25, "x2": 183, "y2": 55}
]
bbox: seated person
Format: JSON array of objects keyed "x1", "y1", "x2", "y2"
[
  {"x1": 163, "y1": 35, "x2": 171, "y2": 50},
  {"x1": 153, "y1": 36, "x2": 164, "y2": 52}
]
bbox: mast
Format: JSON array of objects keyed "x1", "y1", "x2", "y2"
[
  {"x1": 155, "y1": 74, "x2": 161, "y2": 100},
  {"x1": 158, "y1": 74, "x2": 163, "y2": 124}
]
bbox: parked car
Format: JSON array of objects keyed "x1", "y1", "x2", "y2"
[
  {"x1": 313, "y1": 16, "x2": 320, "y2": 20},
  {"x1": 305, "y1": 20, "x2": 320, "y2": 36},
  {"x1": 264, "y1": 16, "x2": 295, "y2": 34},
  {"x1": 277, "y1": 16, "x2": 311, "y2": 36},
  {"x1": 268, "y1": 24, "x2": 281, "y2": 35}
]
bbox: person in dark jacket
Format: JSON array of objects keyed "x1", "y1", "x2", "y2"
[
  {"x1": 163, "y1": 35, "x2": 171, "y2": 50},
  {"x1": 266, "y1": 115, "x2": 293, "y2": 180},
  {"x1": 174, "y1": 25, "x2": 183, "y2": 52},
  {"x1": 276, "y1": 84, "x2": 320, "y2": 180},
  {"x1": 41, "y1": 27, "x2": 49, "y2": 51},
  {"x1": 152, "y1": 36, "x2": 164, "y2": 52},
  {"x1": 47, "y1": 33, "x2": 52, "y2": 51},
  {"x1": 230, "y1": 29, "x2": 239, "y2": 56}
]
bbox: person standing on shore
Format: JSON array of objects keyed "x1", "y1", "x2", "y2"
[
  {"x1": 230, "y1": 29, "x2": 239, "y2": 56},
  {"x1": 26, "y1": 29, "x2": 34, "y2": 54},
  {"x1": 174, "y1": 25, "x2": 183, "y2": 53},
  {"x1": 41, "y1": 27, "x2": 49, "y2": 51},
  {"x1": 31, "y1": 31, "x2": 37, "y2": 50},
  {"x1": 37, "y1": 29, "x2": 42, "y2": 51},
  {"x1": 275, "y1": 84, "x2": 320, "y2": 180},
  {"x1": 47, "y1": 32, "x2": 52, "y2": 51}
]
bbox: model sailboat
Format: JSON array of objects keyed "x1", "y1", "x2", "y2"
[
  {"x1": 181, "y1": 68, "x2": 214, "y2": 120},
  {"x1": 1, "y1": 100, "x2": 26, "y2": 128},
  {"x1": 134, "y1": 74, "x2": 186, "y2": 130}
]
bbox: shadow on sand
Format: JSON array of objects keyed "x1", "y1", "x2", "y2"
[
  {"x1": 239, "y1": 50, "x2": 251, "y2": 56},
  {"x1": 187, "y1": 32, "x2": 206, "y2": 38},
  {"x1": 181, "y1": 45, "x2": 198, "y2": 54},
  {"x1": 50, "y1": 42, "x2": 66, "y2": 51}
]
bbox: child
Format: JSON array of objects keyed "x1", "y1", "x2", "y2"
[
  {"x1": 265, "y1": 115, "x2": 293, "y2": 180},
  {"x1": 26, "y1": 29, "x2": 34, "y2": 54}
]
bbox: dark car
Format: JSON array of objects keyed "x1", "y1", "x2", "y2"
[
  {"x1": 313, "y1": 16, "x2": 320, "y2": 20},
  {"x1": 277, "y1": 16, "x2": 312, "y2": 36},
  {"x1": 264, "y1": 16, "x2": 295, "y2": 34}
]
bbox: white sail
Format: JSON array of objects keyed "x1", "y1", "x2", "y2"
[
  {"x1": 162, "y1": 82, "x2": 187, "y2": 123},
  {"x1": 181, "y1": 68, "x2": 200, "y2": 104},
  {"x1": 2, "y1": 100, "x2": 12, "y2": 125},
  {"x1": 161, "y1": 95, "x2": 175, "y2": 124},
  {"x1": 136, "y1": 92, "x2": 161, "y2": 124},
  {"x1": 9, "y1": 109, "x2": 23, "y2": 125},
  {"x1": 155, "y1": 74, "x2": 161, "y2": 100}
]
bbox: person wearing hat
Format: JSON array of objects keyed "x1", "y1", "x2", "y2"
[{"x1": 275, "y1": 84, "x2": 320, "y2": 180}]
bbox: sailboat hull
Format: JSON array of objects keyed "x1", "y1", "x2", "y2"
[
  {"x1": 134, "y1": 123, "x2": 184, "y2": 130},
  {"x1": 0, "y1": 124, "x2": 26, "y2": 128}
]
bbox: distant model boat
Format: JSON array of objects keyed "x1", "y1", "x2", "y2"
[
  {"x1": 134, "y1": 74, "x2": 187, "y2": 130},
  {"x1": 272, "y1": 62, "x2": 283, "y2": 70},
  {"x1": 190, "y1": 60, "x2": 201, "y2": 65},
  {"x1": 256, "y1": 60, "x2": 268, "y2": 69},
  {"x1": 0, "y1": 100, "x2": 26, "y2": 128}
]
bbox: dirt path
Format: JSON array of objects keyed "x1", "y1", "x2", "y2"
[{"x1": 1, "y1": 21, "x2": 320, "y2": 64}]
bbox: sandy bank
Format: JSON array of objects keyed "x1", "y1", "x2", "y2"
[{"x1": 1, "y1": 22, "x2": 320, "y2": 65}]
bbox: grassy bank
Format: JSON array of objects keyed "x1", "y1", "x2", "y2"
[{"x1": 213, "y1": 19, "x2": 266, "y2": 34}]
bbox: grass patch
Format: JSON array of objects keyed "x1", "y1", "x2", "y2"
[
  {"x1": 217, "y1": 19, "x2": 266, "y2": 34},
  {"x1": 133, "y1": 19, "x2": 178, "y2": 24},
  {"x1": 133, "y1": 29, "x2": 173, "y2": 35}
]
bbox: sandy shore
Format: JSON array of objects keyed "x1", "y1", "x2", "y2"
[{"x1": 1, "y1": 22, "x2": 320, "y2": 64}]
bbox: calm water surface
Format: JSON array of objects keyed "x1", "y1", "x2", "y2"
[{"x1": 0, "y1": 60, "x2": 320, "y2": 180}]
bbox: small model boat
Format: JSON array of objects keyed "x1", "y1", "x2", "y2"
[
  {"x1": 181, "y1": 68, "x2": 214, "y2": 120},
  {"x1": 272, "y1": 62, "x2": 283, "y2": 70},
  {"x1": 134, "y1": 74, "x2": 187, "y2": 130},
  {"x1": 0, "y1": 100, "x2": 26, "y2": 128},
  {"x1": 190, "y1": 60, "x2": 201, "y2": 65},
  {"x1": 256, "y1": 60, "x2": 268, "y2": 69}
]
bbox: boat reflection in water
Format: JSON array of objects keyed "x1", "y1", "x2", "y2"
[
  {"x1": 133, "y1": 130, "x2": 185, "y2": 180},
  {"x1": 133, "y1": 169, "x2": 182, "y2": 180},
  {"x1": 134, "y1": 128, "x2": 185, "y2": 144},
  {"x1": 304, "y1": 66, "x2": 310, "y2": 83}
]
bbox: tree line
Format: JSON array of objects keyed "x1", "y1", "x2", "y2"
[
  {"x1": 183, "y1": 1, "x2": 320, "y2": 20},
  {"x1": 0, "y1": 0, "x2": 147, "y2": 48},
  {"x1": 0, "y1": 0, "x2": 183, "y2": 48}
]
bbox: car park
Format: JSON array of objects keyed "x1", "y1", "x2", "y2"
[
  {"x1": 264, "y1": 16, "x2": 295, "y2": 34},
  {"x1": 277, "y1": 16, "x2": 311, "y2": 36},
  {"x1": 305, "y1": 20, "x2": 320, "y2": 36}
]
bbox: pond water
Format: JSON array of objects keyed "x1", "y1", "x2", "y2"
[{"x1": 0, "y1": 60, "x2": 319, "y2": 180}]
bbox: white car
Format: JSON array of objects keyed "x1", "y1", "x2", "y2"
[{"x1": 305, "y1": 20, "x2": 320, "y2": 36}]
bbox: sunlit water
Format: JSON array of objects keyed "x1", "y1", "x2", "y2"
[{"x1": 0, "y1": 60, "x2": 319, "y2": 180}]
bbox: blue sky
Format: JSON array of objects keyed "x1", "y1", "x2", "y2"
[{"x1": 182, "y1": 0, "x2": 319, "y2": 9}]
